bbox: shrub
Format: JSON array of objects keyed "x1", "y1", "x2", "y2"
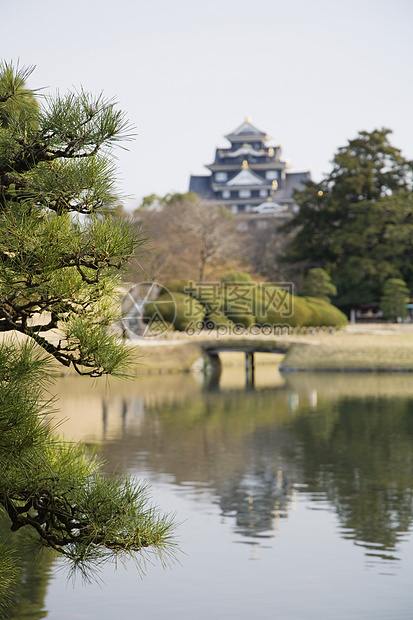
[
  {"x1": 302, "y1": 297, "x2": 347, "y2": 327},
  {"x1": 254, "y1": 285, "x2": 303, "y2": 327},
  {"x1": 221, "y1": 282, "x2": 256, "y2": 328},
  {"x1": 204, "y1": 312, "x2": 236, "y2": 330},
  {"x1": 220, "y1": 271, "x2": 253, "y2": 284},
  {"x1": 145, "y1": 291, "x2": 205, "y2": 331},
  {"x1": 147, "y1": 282, "x2": 348, "y2": 331},
  {"x1": 254, "y1": 286, "x2": 347, "y2": 328}
]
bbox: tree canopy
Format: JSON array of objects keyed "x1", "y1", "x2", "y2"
[
  {"x1": 282, "y1": 129, "x2": 413, "y2": 307},
  {"x1": 0, "y1": 61, "x2": 175, "y2": 606},
  {"x1": 300, "y1": 268, "x2": 337, "y2": 303},
  {"x1": 380, "y1": 278, "x2": 410, "y2": 322}
]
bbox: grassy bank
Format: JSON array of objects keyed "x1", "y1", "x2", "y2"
[
  {"x1": 281, "y1": 324, "x2": 413, "y2": 371},
  {"x1": 134, "y1": 324, "x2": 413, "y2": 373},
  {"x1": 4, "y1": 324, "x2": 413, "y2": 374}
]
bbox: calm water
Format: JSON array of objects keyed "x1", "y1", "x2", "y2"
[{"x1": 5, "y1": 360, "x2": 413, "y2": 619}]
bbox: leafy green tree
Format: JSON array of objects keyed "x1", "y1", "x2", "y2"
[
  {"x1": 282, "y1": 129, "x2": 413, "y2": 307},
  {"x1": 380, "y1": 278, "x2": 410, "y2": 322},
  {"x1": 327, "y1": 128, "x2": 411, "y2": 202},
  {"x1": 300, "y1": 268, "x2": 337, "y2": 302},
  {"x1": 0, "y1": 61, "x2": 175, "y2": 605}
]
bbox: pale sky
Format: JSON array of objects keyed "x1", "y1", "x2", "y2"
[{"x1": 2, "y1": 0, "x2": 413, "y2": 209}]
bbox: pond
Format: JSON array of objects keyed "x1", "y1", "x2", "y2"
[{"x1": 5, "y1": 357, "x2": 413, "y2": 619}]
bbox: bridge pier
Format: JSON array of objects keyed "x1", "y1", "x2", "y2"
[{"x1": 245, "y1": 351, "x2": 255, "y2": 388}]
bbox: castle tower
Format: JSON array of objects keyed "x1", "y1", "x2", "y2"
[{"x1": 189, "y1": 117, "x2": 310, "y2": 216}]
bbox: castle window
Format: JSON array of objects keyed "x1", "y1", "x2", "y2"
[
  {"x1": 239, "y1": 189, "x2": 251, "y2": 198},
  {"x1": 265, "y1": 170, "x2": 278, "y2": 180},
  {"x1": 259, "y1": 189, "x2": 268, "y2": 198},
  {"x1": 222, "y1": 189, "x2": 231, "y2": 199},
  {"x1": 215, "y1": 172, "x2": 228, "y2": 182}
]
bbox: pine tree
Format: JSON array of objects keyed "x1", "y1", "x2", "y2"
[
  {"x1": 0, "y1": 61, "x2": 176, "y2": 601},
  {"x1": 300, "y1": 268, "x2": 337, "y2": 303},
  {"x1": 282, "y1": 129, "x2": 413, "y2": 307},
  {"x1": 380, "y1": 278, "x2": 410, "y2": 322}
]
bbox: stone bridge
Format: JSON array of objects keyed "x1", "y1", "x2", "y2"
[{"x1": 200, "y1": 336, "x2": 290, "y2": 387}]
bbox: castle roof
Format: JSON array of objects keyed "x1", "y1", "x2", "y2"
[
  {"x1": 189, "y1": 175, "x2": 214, "y2": 198},
  {"x1": 225, "y1": 165, "x2": 265, "y2": 186},
  {"x1": 224, "y1": 117, "x2": 268, "y2": 143}
]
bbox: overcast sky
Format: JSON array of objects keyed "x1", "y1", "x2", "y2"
[{"x1": 2, "y1": 0, "x2": 413, "y2": 209}]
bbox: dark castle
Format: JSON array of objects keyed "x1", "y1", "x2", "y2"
[{"x1": 189, "y1": 118, "x2": 310, "y2": 219}]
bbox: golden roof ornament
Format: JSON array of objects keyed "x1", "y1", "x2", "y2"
[
  {"x1": 245, "y1": 115, "x2": 252, "y2": 124},
  {"x1": 272, "y1": 180, "x2": 278, "y2": 189},
  {"x1": 268, "y1": 147, "x2": 274, "y2": 157},
  {"x1": 242, "y1": 160, "x2": 249, "y2": 169}
]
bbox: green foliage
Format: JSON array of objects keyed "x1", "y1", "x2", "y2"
[
  {"x1": 151, "y1": 279, "x2": 347, "y2": 330},
  {"x1": 0, "y1": 61, "x2": 146, "y2": 376},
  {"x1": 182, "y1": 283, "x2": 234, "y2": 329},
  {"x1": 0, "y1": 61, "x2": 38, "y2": 130},
  {"x1": 283, "y1": 129, "x2": 413, "y2": 307},
  {"x1": 301, "y1": 297, "x2": 348, "y2": 327},
  {"x1": 0, "y1": 543, "x2": 20, "y2": 616},
  {"x1": 255, "y1": 287, "x2": 313, "y2": 328},
  {"x1": 0, "y1": 61, "x2": 176, "y2": 598},
  {"x1": 254, "y1": 284, "x2": 346, "y2": 329},
  {"x1": 138, "y1": 191, "x2": 199, "y2": 212},
  {"x1": 380, "y1": 278, "x2": 410, "y2": 322},
  {"x1": 220, "y1": 284, "x2": 255, "y2": 328},
  {"x1": 145, "y1": 291, "x2": 206, "y2": 331},
  {"x1": 163, "y1": 278, "x2": 193, "y2": 293},
  {"x1": 0, "y1": 339, "x2": 176, "y2": 586},
  {"x1": 220, "y1": 271, "x2": 253, "y2": 284},
  {"x1": 204, "y1": 311, "x2": 236, "y2": 330},
  {"x1": 300, "y1": 268, "x2": 337, "y2": 302}
]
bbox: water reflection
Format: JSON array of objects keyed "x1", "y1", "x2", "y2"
[
  {"x1": 0, "y1": 517, "x2": 54, "y2": 620},
  {"x1": 51, "y1": 369, "x2": 413, "y2": 562},
  {"x1": 4, "y1": 366, "x2": 413, "y2": 619}
]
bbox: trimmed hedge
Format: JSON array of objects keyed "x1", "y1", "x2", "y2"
[
  {"x1": 145, "y1": 281, "x2": 347, "y2": 332},
  {"x1": 300, "y1": 296, "x2": 348, "y2": 328},
  {"x1": 163, "y1": 279, "x2": 193, "y2": 294},
  {"x1": 220, "y1": 271, "x2": 253, "y2": 284},
  {"x1": 204, "y1": 311, "x2": 236, "y2": 330},
  {"x1": 145, "y1": 291, "x2": 205, "y2": 331}
]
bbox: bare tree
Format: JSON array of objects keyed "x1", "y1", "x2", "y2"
[{"x1": 133, "y1": 193, "x2": 238, "y2": 282}]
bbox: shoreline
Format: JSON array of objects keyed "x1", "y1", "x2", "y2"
[
  {"x1": 127, "y1": 323, "x2": 413, "y2": 374},
  {"x1": 5, "y1": 323, "x2": 413, "y2": 375}
]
